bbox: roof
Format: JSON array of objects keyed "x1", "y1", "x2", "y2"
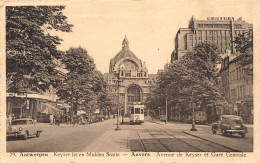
[
  {"x1": 110, "y1": 48, "x2": 141, "y2": 65},
  {"x1": 109, "y1": 37, "x2": 142, "y2": 72}
]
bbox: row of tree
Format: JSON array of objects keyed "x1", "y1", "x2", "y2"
[
  {"x1": 146, "y1": 43, "x2": 229, "y2": 117},
  {"x1": 6, "y1": 6, "x2": 112, "y2": 115}
]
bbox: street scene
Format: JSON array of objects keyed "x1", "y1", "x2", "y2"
[
  {"x1": 5, "y1": 2, "x2": 254, "y2": 153},
  {"x1": 7, "y1": 117, "x2": 253, "y2": 152}
]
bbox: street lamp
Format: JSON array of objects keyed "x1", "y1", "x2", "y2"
[
  {"x1": 115, "y1": 73, "x2": 122, "y2": 131},
  {"x1": 190, "y1": 90, "x2": 197, "y2": 131}
]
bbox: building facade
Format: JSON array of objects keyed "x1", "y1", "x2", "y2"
[
  {"x1": 171, "y1": 16, "x2": 253, "y2": 61},
  {"x1": 6, "y1": 85, "x2": 63, "y2": 122},
  {"x1": 220, "y1": 53, "x2": 253, "y2": 123},
  {"x1": 104, "y1": 37, "x2": 157, "y2": 115}
]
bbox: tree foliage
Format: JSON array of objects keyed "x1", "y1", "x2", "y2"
[
  {"x1": 6, "y1": 6, "x2": 73, "y2": 92},
  {"x1": 146, "y1": 42, "x2": 228, "y2": 115},
  {"x1": 234, "y1": 32, "x2": 253, "y2": 76},
  {"x1": 56, "y1": 47, "x2": 108, "y2": 114}
]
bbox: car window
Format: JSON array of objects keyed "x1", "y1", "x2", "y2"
[
  {"x1": 28, "y1": 120, "x2": 33, "y2": 124},
  {"x1": 131, "y1": 108, "x2": 134, "y2": 114},
  {"x1": 141, "y1": 109, "x2": 144, "y2": 114},
  {"x1": 12, "y1": 120, "x2": 27, "y2": 125}
]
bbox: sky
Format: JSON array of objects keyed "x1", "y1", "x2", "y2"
[{"x1": 54, "y1": 0, "x2": 255, "y2": 74}]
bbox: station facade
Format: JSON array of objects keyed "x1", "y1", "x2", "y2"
[{"x1": 104, "y1": 37, "x2": 157, "y2": 115}]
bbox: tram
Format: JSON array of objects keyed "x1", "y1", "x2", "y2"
[{"x1": 130, "y1": 104, "x2": 145, "y2": 124}]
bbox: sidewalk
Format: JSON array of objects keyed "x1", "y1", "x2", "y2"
[{"x1": 83, "y1": 118, "x2": 131, "y2": 152}]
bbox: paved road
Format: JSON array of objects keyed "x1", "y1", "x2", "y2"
[{"x1": 6, "y1": 117, "x2": 253, "y2": 152}]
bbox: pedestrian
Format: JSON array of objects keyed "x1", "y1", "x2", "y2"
[
  {"x1": 49, "y1": 114, "x2": 54, "y2": 125},
  {"x1": 8, "y1": 114, "x2": 13, "y2": 126},
  {"x1": 53, "y1": 115, "x2": 56, "y2": 125},
  {"x1": 65, "y1": 114, "x2": 69, "y2": 125},
  {"x1": 72, "y1": 114, "x2": 77, "y2": 126},
  {"x1": 56, "y1": 113, "x2": 61, "y2": 126}
]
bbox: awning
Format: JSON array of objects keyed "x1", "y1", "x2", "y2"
[{"x1": 39, "y1": 102, "x2": 64, "y2": 114}]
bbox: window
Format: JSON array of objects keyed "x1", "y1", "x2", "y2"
[
  {"x1": 137, "y1": 73, "x2": 143, "y2": 77},
  {"x1": 125, "y1": 73, "x2": 131, "y2": 77},
  {"x1": 141, "y1": 109, "x2": 144, "y2": 114},
  {"x1": 135, "y1": 108, "x2": 140, "y2": 114},
  {"x1": 131, "y1": 108, "x2": 134, "y2": 114},
  {"x1": 198, "y1": 24, "x2": 203, "y2": 28}
]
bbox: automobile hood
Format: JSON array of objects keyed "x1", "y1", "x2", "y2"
[{"x1": 7, "y1": 126, "x2": 18, "y2": 133}]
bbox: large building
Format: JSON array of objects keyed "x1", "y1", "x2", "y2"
[
  {"x1": 171, "y1": 16, "x2": 253, "y2": 61},
  {"x1": 104, "y1": 37, "x2": 157, "y2": 115}
]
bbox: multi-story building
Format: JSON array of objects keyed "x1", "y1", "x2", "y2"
[
  {"x1": 104, "y1": 36, "x2": 157, "y2": 115},
  {"x1": 171, "y1": 16, "x2": 253, "y2": 61},
  {"x1": 220, "y1": 52, "x2": 253, "y2": 123}
]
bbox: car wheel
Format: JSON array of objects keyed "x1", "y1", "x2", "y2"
[
  {"x1": 241, "y1": 133, "x2": 245, "y2": 138},
  {"x1": 22, "y1": 132, "x2": 28, "y2": 140},
  {"x1": 212, "y1": 130, "x2": 216, "y2": 134},
  {"x1": 36, "y1": 131, "x2": 41, "y2": 137}
]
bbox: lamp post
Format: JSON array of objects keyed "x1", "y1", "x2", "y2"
[
  {"x1": 190, "y1": 90, "x2": 197, "y2": 131},
  {"x1": 115, "y1": 73, "x2": 121, "y2": 131}
]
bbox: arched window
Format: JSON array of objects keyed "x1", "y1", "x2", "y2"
[{"x1": 127, "y1": 86, "x2": 141, "y2": 103}]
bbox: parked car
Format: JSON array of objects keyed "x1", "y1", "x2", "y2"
[
  {"x1": 211, "y1": 115, "x2": 247, "y2": 138},
  {"x1": 6, "y1": 118, "x2": 43, "y2": 140}
]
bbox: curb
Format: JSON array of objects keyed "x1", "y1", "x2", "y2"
[{"x1": 182, "y1": 131, "x2": 240, "y2": 152}]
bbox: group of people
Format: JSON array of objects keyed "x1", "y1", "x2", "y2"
[{"x1": 49, "y1": 113, "x2": 82, "y2": 126}]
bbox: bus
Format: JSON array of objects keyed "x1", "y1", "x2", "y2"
[{"x1": 130, "y1": 104, "x2": 145, "y2": 124}]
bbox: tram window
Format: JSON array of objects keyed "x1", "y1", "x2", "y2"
[
  {"x1": 141, "y1": 109, "x2": 144, "y2": 114},
  {"x1": 131, "y1": 108, "x2": 134, "y2": 114},
  {"x1": 135, "y1": 108, "x2": 140, "y2": 114}
]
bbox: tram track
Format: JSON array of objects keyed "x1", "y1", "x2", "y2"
[{"x1": 134, "y1": 121, "x2": 241, "y2": 152}]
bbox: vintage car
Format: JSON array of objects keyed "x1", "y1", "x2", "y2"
[
  {"x1": 211, "y1": 115, "x2": 247, "y2": 138},
  {"x1": 7, "y1": 118, "x2": 43, "y2": 140}
]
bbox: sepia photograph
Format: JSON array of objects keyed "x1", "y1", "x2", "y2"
[{"x1": 2, "y1": 0, "x2": 258, "y2": 161}]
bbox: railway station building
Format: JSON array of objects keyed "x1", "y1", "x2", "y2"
[{"x1": 104, "y1": 36, "x2": 157, "y2": 116}]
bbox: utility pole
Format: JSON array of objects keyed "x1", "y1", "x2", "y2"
[{"x1": 190, "y1": 90, "x2": 197, "y2": 131}]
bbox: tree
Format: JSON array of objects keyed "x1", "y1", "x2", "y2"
[
  {"x1": 56, "y1": 47, "x2": 108, "y2": 115},
  {"x1": 148, "y1": 42, "x2": 228, "y2": 119},
  {"x1": 6, "y1": 6, "x2": 73, "y2": 92},
  {"x1": 234, "y1": 32, "x2": 253, "y2": 76}
]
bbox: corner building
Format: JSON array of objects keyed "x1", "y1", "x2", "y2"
[
  {"x1": 171, "y1": 16, "x2": 253, "y2": 61},
  {"x1": 104, "y1": 37, "x2": 157, "y2": 115}
]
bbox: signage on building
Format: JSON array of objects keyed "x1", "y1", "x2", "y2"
[{"x1": 207, "y1": 17, "x2": 235, "y2": 21}]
